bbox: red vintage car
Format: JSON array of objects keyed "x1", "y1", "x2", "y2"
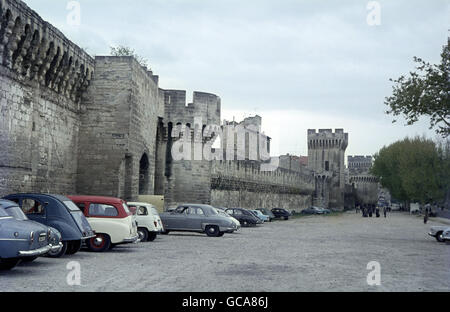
[{"x1": 67, "y1": 196, "x2": 139, "y2": 252}]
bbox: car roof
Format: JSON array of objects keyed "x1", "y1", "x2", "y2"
[
  {"x1": 67, "y1": 195, "x2": 124, "y2": 204},
  {"x1": 178, "y1": 203, "x2": 213, "y2": 208},
  {"x1": 127, "y1": 202, "x2": 155, "y2": 207},
  {"x1": 5, "y1": 193, "x2": 71, "y2": 202}
]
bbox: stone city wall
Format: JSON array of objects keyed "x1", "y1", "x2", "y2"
[{"x1": 0, "y1": 0, "x2": 93, "y2": 196}]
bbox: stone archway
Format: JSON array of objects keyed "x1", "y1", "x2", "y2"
[{"x1": 139, "y1": 153, "x2": 149, "y2": 195}]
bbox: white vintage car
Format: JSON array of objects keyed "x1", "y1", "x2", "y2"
[
  {"x1": 428, "y1": 225, "x2": 450, "y2": 242},
  {"x1": 127, "y1": 202, "x2": 164, "y2": 242}
]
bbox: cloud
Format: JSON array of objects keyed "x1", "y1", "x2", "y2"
[{"x1": 22, "y1": 0, "x2": 449, "y2": 156}]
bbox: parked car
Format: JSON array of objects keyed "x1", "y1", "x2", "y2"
[
  {"x1": 214, "y1": 208, "x2": 241, "y2": 232},
  {"x1": 3, "y1": 194, "x2": 95, "y2": 257},
  {"x1": 256, "y1": 208, "x2": 275, "y2": 222},
  {"x1": 0, "y1": 199, "x2": 63, "y2": 261},
  {"x1": 428, "y1": 226, "x2": 450, "y2": 243},
  {"x1": 251, "y1": 209, "x2": 269, "y2": 223},
  {"x1": 271, "y1": 208, "x2": 291, "y2": 220},
  {"x1": 225, "y1": 208, "x2": 260, "y2": 227},
  {"x1": 160, "y1": 204, "x2": 237, "y2": 237},
  {"x1": 127, "y1": 202, "x2": 164, "y2": 242},
  {"x1": 0, "y1": 204, "x2": 52, "y2": 270},
  {"x1": 301, "y1": 206, "x2": 326, "y2": 215},
  {"x1": 68, "y1": 196, "x2": 139, "y2": 252}
]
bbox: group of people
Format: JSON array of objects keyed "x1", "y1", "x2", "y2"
[{"x1": 356, "y1": 204, "x2": 388, "y2": 218}]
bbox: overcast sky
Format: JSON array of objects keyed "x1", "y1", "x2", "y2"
[{"x1": 23, "y1": 0, "x2": 450, "y2": 157}]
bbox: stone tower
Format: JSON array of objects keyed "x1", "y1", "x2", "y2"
[
  {"x1": 307, "y1": 129, "x2": 348, "y2": 210},
  {"x1": 347, "y1": 155, "x2": 379, "y2": 205}
]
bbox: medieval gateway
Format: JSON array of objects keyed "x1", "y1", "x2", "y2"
[{"x1": 0, "y1": 0, "x2": 380, "y2": 211}]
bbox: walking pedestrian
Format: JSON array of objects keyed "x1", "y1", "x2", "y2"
[
  {"x1": 383, "y1": 206, "x2": 387, "y2": 218},
  {"x1": 424, "y1": 206, "x2": 429, "y2": 224}
]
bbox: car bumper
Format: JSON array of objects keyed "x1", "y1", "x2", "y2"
[
  {"x1": 122, "y1": 234, "x2": 139, "y2": 244},
  {"x1": 19, "y1": 245, "x2": 51, "y2": 257},
  {"x1": 220, "y1": 226, "x2": 238, "y2": 232},
  {"x1": 82, "y1": 234, "x2": 97, "y2": 240},
  {"x1": 428, "y1": 232, "x2": 436, "y2": 237}
]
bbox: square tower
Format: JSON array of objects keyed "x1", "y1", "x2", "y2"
[{"x1": 307, "y1": 129, "x2": 348, "y2": 210}]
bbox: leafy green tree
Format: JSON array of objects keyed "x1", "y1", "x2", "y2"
[
  {"x1": 385, "y1": 37, "x2": 450, "y2": 137},
  {"x1": 110, "y1": 45, "x2": 150, "y2": 69},
  {"x1": 371, "y1": 137, "x2": 449, "y2": 205}
]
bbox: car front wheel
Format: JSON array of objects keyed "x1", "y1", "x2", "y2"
[
  {"x1": 436, "y1": 232, "x2": 445, "y2": 243},
  {"x1": 147, "y1": 232, "x2": 157, "y2": 242},
  {"x1": 87, "y1": 234, "x2": 111, "y2": 252},
  {"x1": 205, "y1": 225, "x2": 220, "y2": 237},
  {"x1": 138, "y1": 227, "x2": 149, "y2": 242}
]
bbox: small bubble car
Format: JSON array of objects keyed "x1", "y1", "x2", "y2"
[{"x1": 0, "y1": 203, "x2": 51, "y2": 270}]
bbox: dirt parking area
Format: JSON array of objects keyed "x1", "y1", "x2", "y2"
[{"x1": 1, "y1": 212, "x2": 449, "y2": 292}]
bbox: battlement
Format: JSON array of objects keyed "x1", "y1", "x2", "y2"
[
  {"x1": 211, "y1": 160, "x2": 315, "y2": 194},
  {"x1": 308, "y1": 128, "x2": 346, "y2": 137},
  {"x1": 307, "y1": 128, "x2": 348, "y2": 150},
  {"x1": 348, "y1": 155, "x2": 373, "y2": 164},
  {"x1": 0, "y1": 0, "x2": 95, "y2": 102},
  {"x1": 163, "y1": 89, "x2": 221, "y2": 126}
]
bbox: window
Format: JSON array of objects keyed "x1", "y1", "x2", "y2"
[
  {"x1": 175, "y1": 206, "x2": 187, "y2": 214},
  {"x1": 88, "y1": 204, "x2": 118, "y2": 217},
  {"x1": 64, "y1": 201, "x2": 81, "y2": 212},
  {"x1": 234, "y1": 209, "x2": 243, "y2": 215},
  {"x1": 0, "y1": 208, "x2": 9, "y2": 217},
  {"x1": 195, "y1": 207, "x2": 204, "y2": 215},
  {"x1": 137, "y1": 206, "x2": 148, "y2": 216},
  {"x1": 75, "y1": 202, "x2": 86, "y2": 213},
  {"x1": 22, "y1": 199, "x2": 45, "y2": 215},
  {"x1": 6, "y1": 206, "x2": 28, "y2": 220},
  {"x1": 325, "y1": 161, "x2": 329, "y2": 171}
]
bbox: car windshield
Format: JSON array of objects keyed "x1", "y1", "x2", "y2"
[
  {"x1": 64, "y1": 201, "x2": 81, "y2": 212},
  {"x1": 202, "y1": 206, "x2": 217, "y2": 215},
  {"x1": 216, "y1": 209, "x2": 228, "y2": 217},
  {"x1": 0, "y1": 206, "x2": 11, "y2": 217},
  {"x1": 6, "y1": 206, "x2": 28, "y2": 220}
]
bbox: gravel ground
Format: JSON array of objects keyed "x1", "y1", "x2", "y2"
[{"x1": 1, "y1": 212, "x2": 449, "y2": 292}]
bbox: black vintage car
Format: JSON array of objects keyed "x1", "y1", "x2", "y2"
[
  {"x1": 225, "y1": 208, "x2": 260, "y2": 227},
  {"x1": 271, "y1": 208, "x2": 291, "y2": 220}
]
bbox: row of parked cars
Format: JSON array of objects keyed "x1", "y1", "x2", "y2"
[
  {"x1": 0, "y1": 193, "x2": 167, "y2": 269},
  {"x1": 160, "y1": 205, "x2": 293, "y2": 236},
  {"x1": 0, "y1": 192, "x2": 295, "y2": 270}
]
